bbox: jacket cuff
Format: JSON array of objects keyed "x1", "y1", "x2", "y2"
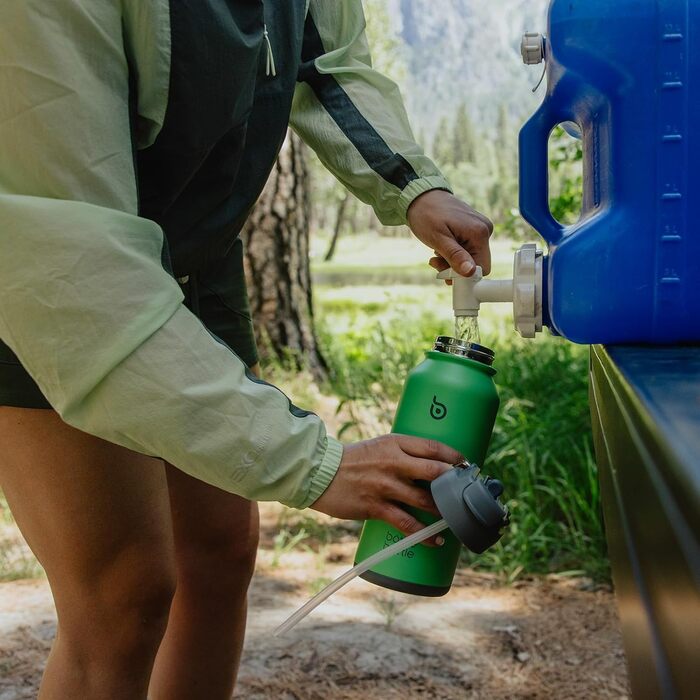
[
  {"x1": 300, "y1": 435, "x2": 344, "y2": 509},
  {"x1": 397, "y1": 175, "x2": 453, "y2": 223}
]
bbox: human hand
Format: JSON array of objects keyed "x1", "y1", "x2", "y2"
[
  {"x1": 407, "y1": 190, "x2": 493, "y2": 278},
  {"x1": 310, "y1": 435, "x2": 462, "y2": 543}
]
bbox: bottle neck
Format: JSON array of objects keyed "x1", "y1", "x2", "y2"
[{"x1": 433, "y1": 336, "x2": 495, "y2": 367}]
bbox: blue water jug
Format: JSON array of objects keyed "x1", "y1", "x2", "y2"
[{"x1": 520, "y1": 0, "x2": 700, "y2": 344}]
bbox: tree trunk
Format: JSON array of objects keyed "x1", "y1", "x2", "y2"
[
  {"x1": 240, "y1": 132, "x2": 326, "y2": 377},
  {"x1": 324, "y1": 191, "x2": 351, "y2": 262}
]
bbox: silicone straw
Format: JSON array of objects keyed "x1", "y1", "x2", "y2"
[{"x1": 274, "y1": 519, "x2": 449, "y2": 636}]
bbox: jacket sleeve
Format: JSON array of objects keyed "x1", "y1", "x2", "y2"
[
  {"x1": 0, "y1": 0, "x2": 343, "y2": 508},
  {"x1": 290, "y1": 0, "x2": 452, "y2": 226}
]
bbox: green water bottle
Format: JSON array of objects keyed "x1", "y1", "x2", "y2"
[{"x1": 354, "y1": 336, "x2": 501, "y2": 597}]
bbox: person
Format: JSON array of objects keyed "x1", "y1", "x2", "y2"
[{"x1": 0, "y1": 1, "x2": 493, "y2": 697}]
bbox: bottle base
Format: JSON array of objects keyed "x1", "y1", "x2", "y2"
[{"x1": 358, "y1": 568, "x2": 451, "y2": 597}]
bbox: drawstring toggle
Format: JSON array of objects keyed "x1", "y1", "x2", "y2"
[{"x1": 263, "y1": 25, "x2": 277, "y2": 77}]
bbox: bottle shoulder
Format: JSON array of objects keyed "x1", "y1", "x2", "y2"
[{"x1": 416, "y1": 351, "x2": 497, "y2": 378}]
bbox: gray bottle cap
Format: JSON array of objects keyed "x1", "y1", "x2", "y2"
[{"x1": 431, "y1": 463, "x2": 510, "y2": 554}]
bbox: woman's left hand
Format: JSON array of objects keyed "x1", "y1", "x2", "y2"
[{"x1": 406, "y1": 190, "x2": 494, "y2": 278}]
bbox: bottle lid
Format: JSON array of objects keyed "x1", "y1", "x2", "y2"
[
  {"x1": 433, "y1": 336, "x2": 495, "y2": 366},
  {"x1": 431, "y1": 463, "x2": 510, "y2": 554}
]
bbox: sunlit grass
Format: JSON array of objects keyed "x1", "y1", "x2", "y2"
[
  {"x1": 0, "y1": 494, "x2": 43, "y2": 581},
  {"x1": 315, "y1": 282, "x2": 513, "y2": 339},
  {"x1": 311, "y1": 232, "x2": 518, "y2": 286}
]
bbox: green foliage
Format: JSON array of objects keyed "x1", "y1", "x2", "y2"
[
  {"x1": 315, "y1": 298, "x2": 389, "y2": 315},
  {"x1": 371, "y1": 593, "x2": 410, "y2": 629},
  {"x1": 363, "y1": 0, "x2": 405, "y2": 81},
  {"x1": 548, "y1": 125, "x2": 584, "y2": 225},
  {"x1": 465, "y1": 331, "x2": 606, "y2": 581},
  {"x1": 433, "y1": 103, "x2": 479, "y2": 167},
  {"x1": 315, "y1": 314, "x2": 608, "y2": 582},
  {"x1": 0, "y1": 543, "x2": 43, "y2": 582},
  {"x1": 318, "y1": 317, "x2": 437, "y2": 437},
  {"x1": 275, "y1": 509, "x2": 360, "y2": 549},
  {"x1": 308, "y1": 576, "x2": 334, "y2": 596},
  {"x1": 432, "y1": 116, "x2": 453, "y2": 167},
  {"x1": 270, "y1": 528, "x2": 309, "y2": 568},
  {"x1": 0, "y1": 493, "x2": 43, "y2": 581}
]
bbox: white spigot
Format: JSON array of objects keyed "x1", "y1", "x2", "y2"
[{"x1": 438, "y1": 244, "x2": 544, "y2": 338}]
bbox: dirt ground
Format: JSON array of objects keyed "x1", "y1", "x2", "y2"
[{"x1": 0, "y1": 504, "x2": 630, "y2": 699}]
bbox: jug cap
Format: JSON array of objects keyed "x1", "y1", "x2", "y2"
[{"x1": 521, "y1": 32, "x2": 546, "y2": 65}]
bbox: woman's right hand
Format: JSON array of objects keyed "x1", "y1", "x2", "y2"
[{"x1": 310, "y1": 435, "x2": 462, "y2": 541}]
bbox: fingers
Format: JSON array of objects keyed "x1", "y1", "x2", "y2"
[
  {"x1": 438, "y1": 237, "x2": 477, "y2": 277},
  {"x1": 429, "y1": 256, "x2": 454, "y2": 286},
  {"x1": 394, "y1": 434, "x2": 463, "y2": 467},
  {"x1": 400, "y1": 457, "x2": 453, "y2": 484},
  {"x1": 470, "y1": 234, "x2": 492, "y2": 276},
  {"x1": 448, "y1": 217, "x2": 493, "y2": 276},
  {"x1": 428, "y1": 255, "x2": 450, "y2": 272},
  {"x1": 375, "y1": 503, "x2": 443, "y2": 545},
  {"x1": 407, "y1": 190, "x2": 494, "y2": 278},
  {"x1": 384, "y1": 478, "x2": 440, "y2": 515},
  {"x1": 311, "y1": 435, "x2": 462, "y2": 537}
]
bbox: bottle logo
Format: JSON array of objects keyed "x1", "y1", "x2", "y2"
[{"x1": 430, "y1": 396, "x2": 448, "y2": 421}]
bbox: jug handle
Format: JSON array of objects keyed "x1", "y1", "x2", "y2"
[{"x1": 519, "y1": 103, "x2": 573, "y2": 244}]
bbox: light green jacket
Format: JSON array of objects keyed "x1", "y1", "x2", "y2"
[{"x1": 0, "y1": 0, "x2": 450, "y2": 507}]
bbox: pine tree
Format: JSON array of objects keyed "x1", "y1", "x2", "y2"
[
  {"x1": 240, "y1": 132, "x2": 326, "y2": 376},
  {"x1": 452, "y1": 103, "x2": 479, "y2": 165},
  {"x1": 494, "y1": 103, "x2": 513, "y2": 178},
  {"x1": 433, "y1": 116, "x2": 455, "y2": 167}
]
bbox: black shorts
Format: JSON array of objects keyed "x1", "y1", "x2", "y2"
[{"x1": 0, "y1": 238, "x2": 258, "y2": 409}]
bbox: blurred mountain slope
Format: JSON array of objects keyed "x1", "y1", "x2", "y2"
[{"x1": 383, "y1": 0, "x2": 549, "y2": 137}]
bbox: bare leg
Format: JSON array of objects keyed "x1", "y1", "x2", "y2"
[
  {"x1": 0, "y1": 408, "x2": 175, "y2": 699},
  {"x1": 149, "y1": 363, "x2": 261, "y2": 699},
  {"x1": 149, "y1": 467, "x2": 259, "y2": 699}
]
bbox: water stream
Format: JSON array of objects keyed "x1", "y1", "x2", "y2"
[{"x1": 456, "y1": 315, "x2": 481, "y2": 345}]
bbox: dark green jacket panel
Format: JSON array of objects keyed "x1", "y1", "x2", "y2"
[
  {"x1": 201, "y1": 0, "x2": 309, "y2": 261},
  {"x1": 137, "y1": 0, "x2": 265, "y2": 276}
]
